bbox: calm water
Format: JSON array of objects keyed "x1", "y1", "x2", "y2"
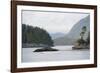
[{"x1": 22, "y1": 45, "x2": 90, "y2": 62}]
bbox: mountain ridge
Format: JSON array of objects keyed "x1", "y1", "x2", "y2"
[{"x1": 54, "y1": 15, "x2": 90, "y2": 45}]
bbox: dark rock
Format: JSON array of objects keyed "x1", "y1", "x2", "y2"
[{"x1": 34, "y1": 47, "x2": 58, "y2": 52}]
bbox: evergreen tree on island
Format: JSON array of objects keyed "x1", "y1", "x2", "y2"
[{"x1": 73, "y1": 26, "x2": 90, "y2": 49}]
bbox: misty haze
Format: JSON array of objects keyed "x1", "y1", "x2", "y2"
[{"x1": 22, "y1": 10, "x2": 90, "y2": 62}]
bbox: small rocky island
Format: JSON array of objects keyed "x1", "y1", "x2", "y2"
[
  {"x1": 72, "y1": 39, "x2": 89, "y2": 49},
  {"x1": 72, "y1": 26, "x2": 90, "y2": 49},
  {"x1": 34, "y1": 46, "x2": 58, "y2": 52}
]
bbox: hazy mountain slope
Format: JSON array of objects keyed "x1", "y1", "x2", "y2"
[
  {"x1": 54, "y1": 15, "x2": 90, "y2": 45},
  {"x1": 54, "y1": 36, "x2": 76, "y2": 45},
  {"x1": 67, "y1": 15, "x2": 90, "y2": 39},
  {"x1": 50, "y1": 33, "x2": 65, "y2": 39}
]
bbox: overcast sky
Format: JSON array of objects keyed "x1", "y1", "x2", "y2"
[{"x1": 22, "y1": 10, "x2": 89, "y2": 34}]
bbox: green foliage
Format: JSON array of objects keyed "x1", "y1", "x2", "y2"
[
  {"x1": 76, "y1": 39, "x2": 86, "y2": 46},
  {"x1": 82, "y1": 26, "x2": 87, "y2": 32},
  {"x1": 86, "y1": 32, "x2": 90, "y2": 45},
  {"x1": 22, "y1": 24, "x2": 54, "y2": 46},
  {"x1": 76, "y1": 26, "x2": 87, "y2": 46},
  {"x1": 80, "y1": 26, "x2": 87, "y2": 40}
]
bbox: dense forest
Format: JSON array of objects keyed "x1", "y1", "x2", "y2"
[{"x1": 22, "y1": 24, "x2": 54, "y2": 47}]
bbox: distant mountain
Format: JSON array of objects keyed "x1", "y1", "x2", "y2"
[
  {"x1": 54, "y1": 36, "x2": 76, "y2": 45},
  {"x1": 54, "y1": 15, "x2": 90, "y2": 45},
  {"x1": 50, "y1": 33, "x2": 65, "y2": 39}
]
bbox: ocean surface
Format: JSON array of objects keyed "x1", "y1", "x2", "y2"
[{"x1": 22, "y1": 45, "x2": 90, "y2": 62}]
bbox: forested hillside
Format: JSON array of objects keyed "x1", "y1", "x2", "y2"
[{"x1": 22, "y1": 24, "x2": 53, "y2": 47}]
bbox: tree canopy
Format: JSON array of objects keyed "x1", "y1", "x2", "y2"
[{"x1": 22, "y1": 24, "x2": 54, "y2": 46}]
